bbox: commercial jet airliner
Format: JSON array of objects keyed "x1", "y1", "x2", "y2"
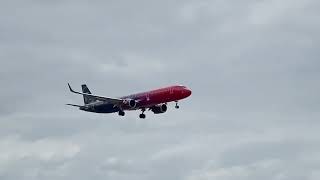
[{"x1": 66, "y1": 83, "x2": 192, "y2": 119}]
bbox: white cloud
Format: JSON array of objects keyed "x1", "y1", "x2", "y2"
[
  {"x1": 0, "y1": 0, "x2": 319, "y2": 179},
  {"x1": 0, "y1": 135, "x2": 80, "y2": 165}
]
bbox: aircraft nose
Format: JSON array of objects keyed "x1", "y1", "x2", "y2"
[{"x1": 185, "y1": 88, "x2": 192, "y2": 97}]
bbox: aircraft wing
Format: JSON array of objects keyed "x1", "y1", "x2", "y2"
[{"x1": 68, "y1": 83, "x2": 124, "y2": 105}]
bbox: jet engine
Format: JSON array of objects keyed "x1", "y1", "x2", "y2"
[
  {"x1": 151, "y1": 104, "x2": 168, "y2": 114},
  {"x1": 124, "y1": 99, "x2": 137, "y2": 108}
]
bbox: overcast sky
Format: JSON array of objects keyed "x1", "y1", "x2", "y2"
[{"x1": 0, "y1": 0, "x2": 320, "y2": 179}]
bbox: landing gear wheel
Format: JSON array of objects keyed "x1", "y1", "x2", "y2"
[
  {"x1": 139, "y1": 113, "x2": 146, "y2": 119},
  {"x1": 139, "y1": 108, "x2": 146, "y2": 119},
  {"x1": 118, "y1": 111, "x2": 125, "y2": 116},
  {"x1": 175, "y1": 101, "x2": 180, "y2": 109}
]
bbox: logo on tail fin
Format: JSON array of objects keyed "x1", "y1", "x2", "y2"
[{"x1": 82, "y1": 84, "x2": 96, "y2": 104}]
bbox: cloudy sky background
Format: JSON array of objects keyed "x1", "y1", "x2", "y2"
[{"x1": 0, "y1": 0, "x2": 319, "y2": 179}]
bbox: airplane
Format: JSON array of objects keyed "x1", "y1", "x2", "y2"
[{"x1": 66, "y1": 83, "x2": 192, "y2": 119}]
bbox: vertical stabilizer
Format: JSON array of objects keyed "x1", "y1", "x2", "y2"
[{"x1": 81, "y1": 84, "x2": 96, "y2": 104}]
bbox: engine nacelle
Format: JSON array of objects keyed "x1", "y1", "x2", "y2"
[
  {"x1": 151, "y1": 104, "x2": 168, "y2": 114},
  {"x1": 124, "y1": 99, "x2": 137, "y2": 108}
]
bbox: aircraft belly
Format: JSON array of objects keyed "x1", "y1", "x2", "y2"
[{"x1": 94, "y1": 104, "x2": 119, "y2": 113}]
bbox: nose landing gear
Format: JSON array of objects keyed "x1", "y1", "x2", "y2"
[{"x1": 175, "y1": 101, "x2": 180, "y2": 109}]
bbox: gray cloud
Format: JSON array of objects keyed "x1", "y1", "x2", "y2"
[{"x1": 0, "y1": 0, "x2": 319, "y2": 179}]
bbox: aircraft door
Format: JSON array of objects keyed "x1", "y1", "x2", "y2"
[{"x1": 146, "y1": 93, "x2": 150, "y2": 102}]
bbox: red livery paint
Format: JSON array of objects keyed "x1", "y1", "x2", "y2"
[{"x1": 67, "y1": 84, "x2": 192, "y2": 119}]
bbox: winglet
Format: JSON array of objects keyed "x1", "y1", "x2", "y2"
[{"x1": 68, "y1": 83, "x2": 76, "y2": 93}]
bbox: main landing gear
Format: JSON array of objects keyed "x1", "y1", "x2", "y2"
[
  {"x1": 118, "y1": 110, "x2": 125, "y2": 116},
  {"x1": 175, "y1": 101, "x2": 180, "y2": 109},
  {"x1": 139, "y1": 114, "x2": 146, "y2": 119},
  {"x1": 139, "y1": 108, "x2": 146, "y2": 119}
]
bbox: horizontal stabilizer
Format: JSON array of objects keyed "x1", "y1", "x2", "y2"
[{"x1": 66, "y1": 104, "x2": 83, "y2": 108}]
